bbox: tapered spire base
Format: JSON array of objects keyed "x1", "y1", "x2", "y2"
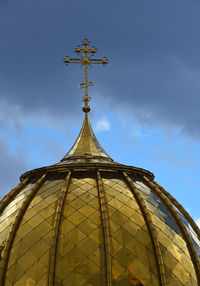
[{"x1": 60, "y1": 113, "x2": 113, "y2": 164}]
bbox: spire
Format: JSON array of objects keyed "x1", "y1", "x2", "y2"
[
  {"x1": 60, "y1": 40, "x2": 113, "y2": 164},
  {"x1": 60, "y1": 113, "x2": 113, "y2": 163},
  {"x1": 64, "y1": 39, "x2": 108, "y2": 113}
]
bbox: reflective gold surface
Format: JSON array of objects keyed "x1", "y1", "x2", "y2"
[
  {"x1": 61, "y1": 113, "x2": 113, "y2": 164},
  {"x1": 0, "y1": 171, "x2": 199, "y2": 285}
]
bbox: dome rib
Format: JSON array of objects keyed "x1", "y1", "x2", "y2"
[
  {"x1": 48, "y1": 172, "x2": 71, "y2": 286},
  {"x1": 143, "y1": 176, "x2": 200, "y2": 285},
  {"x1": 0, "y1": 177, "x2": 29, "y2": 215},
  {"x1": 123, "y1": 172, "x2": 166, "y2": 286},
  {"x1": 154, "y1": 181, "x2": 200, "y2": 241},
  {"x1": 97, "y1": 171, "x2": 112, "y2": 285},
  {"x1": 0, "y1": 174, "x2": 46, "y2": 286}
]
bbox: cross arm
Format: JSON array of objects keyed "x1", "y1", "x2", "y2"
[
  {"x1": 64, "y1": 57, "x2": 82, "y2": 64},
  {"x1": 89, "y1": 57, "x2": 108, "y2": 65}
]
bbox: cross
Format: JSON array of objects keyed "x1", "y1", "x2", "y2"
[{"x1": 64, "y1": 39, "x2": 108, "y2": 112}]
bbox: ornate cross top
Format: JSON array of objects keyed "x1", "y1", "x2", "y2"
[{"x1": 64, "y1": 39, "x2": 108, "y2": 113}]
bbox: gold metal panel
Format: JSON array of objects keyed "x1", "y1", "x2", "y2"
[
  {"x1": 30, "y1": 236, "x2": 50, "y2": 257},
  {"x1": 114, "y1": 246, "x2": 135, "y2": 269},
  {"x1": 0, "y1": 184, "x2": 34, "y2": 260},
  {"x1": 112, "y1": 238, "x2": 123, "y2": 255},
  {"x1": 60, "y1": 218, "x2": 75, "y2": 235},
  {"x1": 26, "y1": 213, "x2": 44, "y2": 228},
  {"x1": 78, "y1": 204, "x2": 96, "y2": 217},
  {"x1": 143, "y1": 176, "x2": 200, "y2": 285},
  {"x1": 89, "y1": 247, "x2": 103, "y2": 267},
  {"x1": 69, "y1": 186, "x2": 84, "y2": 197},
  {"x1": 6, "y1": 262, "x2": 24, "y2": 284},
  {"x1": 70, "y1": 197, "x2": 87, "y2": 210},
  {"x1": 57, "y1": 247, "x2": 85, "y2": 273},
  {"x1": 157, "y1": 229, "x2": 172, "y2": 249},
  {"x1": 87, "y1": 196, "x2": 99, "y2": 207},
  {"x1": 4, "y1": 179, "x2": 63, "y2": 285},
  {"x1": 122, "y1": 220, "x2": 141, "y2": 237},
  {"x1": 179, "y1": 254, "x2": 194, "y2": 275},
  {"x1": 109, "y1": 198, "x2": 124, "y2": 209},
  {"x1": 119, "y1": 204, "x2": 136, "y2": 218},
  {"x1": 173, "y1": 232, "x2": 190, "y2": 255},
  {"x1": 115, "y1": 192, "x2": 131, "y2": 204},
  {"x1": 80, "y1": 182, "x2": 94, "y2": 191},
  {"x1": 62, "y1": 204, "x2": 76, "y2": 217},
  {"x1": 150, "y1": 210, "x2": 197, "y2": 284},
  {"x1": 102, "y1": 177, "x2": 160, "y2": 285},
  {"x1": 172, "y1": 262, "x2": 190, "y2": 285},
  {"x1": 110, "y1": 211, "x2": 128, "y2": 227},
  {"x1": 18, "y1": 248, "x2": 38, "y2": 270},
  {"x1": 54, "y1": 177, "x2": 104, "y2": 285},
  {"x1": 162, "y1": 246, "x2": 179, "y2": 271},
  {"x1": 89, "y1": 228, "x2": 101, "y2": 243},
  {"x1": 56, "y1": 256, "x2": 73, "y2": 280},
  {"x1": 112, "y1": 257, "x2": 126, "y2": 281},
  {"x1": 137, "y1": 178, "x2": 199, "y2": 285},
  {"x1": 58, "y1": 235, "x2": 74, "y2": 257},
  {"x1": 129, "y1": 211, "x2": 146, "y2": 228},
  {"x1": 79, "y1": 191, "x2": 95, "y2": 203},
  {"x1": 34, "y1": 219, "x2": 53, "y2": 238},
  {"x1": 109, "y1": 220, "x2": 120, "y2": 233},
  {"x1": 20, "y1": 207, "x2": 37, "y2": 222},
  {"x1": 66, "y1": 227, "x2": 87, "y2": 244},
  {"x1": 128, "y1": 258, "x2": 158, "y2": 285},
  {"x1": 78, "y1": 218, "x2": 97, "y2": 236},
  {"x1": 113, "y1": 227, "x2": 133, "y2": 245},
  {"x1": 68, "y1": 211, "x2": 86, "y2": 226},
  {"x1": 106, "y1": 205, "x2": 117, "y2": 217},
  {"x1": 32, "y1": 199, "x2": 49, "y2": 213},
  {"x1": 78, "y1": 237, "x2": 98, "y2": 255}
]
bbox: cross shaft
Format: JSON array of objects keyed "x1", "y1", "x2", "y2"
[{"x1": 64, "y1": 39, "x2": 108, "y2": 112}]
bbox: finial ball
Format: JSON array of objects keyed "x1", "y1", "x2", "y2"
[{"x1": 82, "y1": 103, "x2": 91, "y2": 113}]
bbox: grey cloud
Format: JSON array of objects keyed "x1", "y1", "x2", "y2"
[
  {"x1": 0, "y1": 1, "x2": 200, "y2": 138},
  {"x1": 0, "y1": 138, "x2": 30, "y2": 199}
]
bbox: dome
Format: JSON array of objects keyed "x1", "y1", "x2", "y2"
[{"x1": 0, "y1": 40, "x2": 199, "y2": 286}]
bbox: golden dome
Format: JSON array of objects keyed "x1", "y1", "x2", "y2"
[
  {"x1": 0, "y1": 40, "x2": 199, "y2": 286},
  {"x1": 0, "y1": 111, "x2": 199, "y2": 286}
]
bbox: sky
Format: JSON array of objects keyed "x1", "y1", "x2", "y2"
[{"x1": 0, "y1": 0, "x2": 200, "y2": 226}]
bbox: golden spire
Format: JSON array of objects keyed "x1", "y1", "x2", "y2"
[
  {"x1": 64, "y1": 39, "x2": 108, "y2": 113},
  {"x1": 60, "y1": 112, "x2": 113, "y2": 163}
]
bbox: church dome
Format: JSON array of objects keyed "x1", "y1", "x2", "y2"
[{"x1": 0, "y1": 40, "x2": 199, "y2": 286}]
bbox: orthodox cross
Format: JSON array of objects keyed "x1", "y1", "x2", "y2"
[{"x1": 64, "y1": 39, "x2": 108, "y2": 112}]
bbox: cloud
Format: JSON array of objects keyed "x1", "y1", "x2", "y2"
[
  {"x1": 0, "y1": 0, "x2": 200, "y2": 140},
  {"x1": 0, "y1": 137, "x2": 30, "y2": 199},
  {"x1": 94, "y1": 117, "x2": 110, "y2": 132}
]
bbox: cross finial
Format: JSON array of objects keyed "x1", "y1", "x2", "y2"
[{"x1": 64, "y1": 39, "x2": 108, "y2": 113}]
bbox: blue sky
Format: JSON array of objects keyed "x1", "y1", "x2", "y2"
[{"x1": 0, "y1": 0, "x2": 200, "y2": 226}]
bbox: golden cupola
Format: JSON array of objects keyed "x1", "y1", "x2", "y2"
[{"x1": 0, "y1": 40, "x2": 199, "y2": 286}]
